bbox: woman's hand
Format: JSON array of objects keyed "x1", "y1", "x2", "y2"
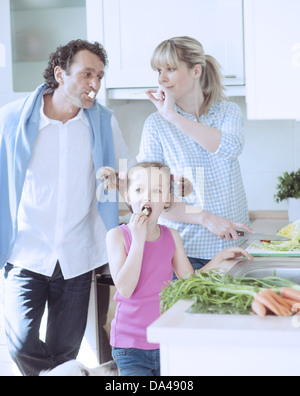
[
  {"x1": 200, "y1": 211, "x2": 254, "y2": 241},
  {"x1": 145, "y1": 86, "x2": 177, "y2": 123},
  {"x1": 127, "y1": 212, "x2": 148, "y2": 246}
]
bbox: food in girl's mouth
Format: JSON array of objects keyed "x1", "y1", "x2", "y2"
[
  {"x1": 142, "y1": 207, "x2": 152, "y2": 217},
  {"x1": 88, "y1": 91, "x2": 96, "y2": 99}
]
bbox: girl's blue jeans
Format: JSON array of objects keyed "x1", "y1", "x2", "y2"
[
  {"x1": 112, "y1": 347, "x2": 160, "y2": 376},
  {"x1": 3, "y1": 262, "x2": 92, "y2": 376},
  {"x1": 173, "y1": 257, "x2": 210, "y2": 280}
]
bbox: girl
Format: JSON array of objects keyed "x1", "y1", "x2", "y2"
[
  {"x1": 137, "y1": 36, "x2": 253, "y2": 272},
  {"x1": 102, "y1": 162, "x2": 252, "y2": 376}
]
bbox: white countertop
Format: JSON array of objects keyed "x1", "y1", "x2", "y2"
[
  {"x1": 148, "y1": 300, "x2": 300, "y2": 348},
  {"x1": 147, "y1": 217, "x2": 300, "y2": 375}
]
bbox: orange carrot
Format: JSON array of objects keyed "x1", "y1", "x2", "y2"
[
  {"x1": 280, "y1": 287, "x2": 300, "y2": 303},
  {"x1": 254, "y1": 292, "x2": 281, "y2": 316},
  {"x1": 287, "y1": 300, "x2": 300, "y2": 314},
  {"x1": 280, "y1": 297, "x2": 300, "y2": 309},
  {"x1": 251, "y1": 300, "x2": 267, "y2": 317},
  {"x1": 263, "y1": 289, "x2": 291, "y2": 310},
  {"x1": 255, "y1": 290, "x2": 291, "y2": 316},
  {"x1": 259, "y1": 290, "x2": 291, "y2": 316}
]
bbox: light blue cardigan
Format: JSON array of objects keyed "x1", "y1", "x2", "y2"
[{"x1": 0, "y1": 84, "x2": 119, "y2": 269}]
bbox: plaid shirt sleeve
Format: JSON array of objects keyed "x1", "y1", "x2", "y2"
[
  {"x1": 214, "y1": 102, "x2": 245, "y2": 160},
  {"x1": 136, "y1": 115, "x2": 164, "y2": 163}
]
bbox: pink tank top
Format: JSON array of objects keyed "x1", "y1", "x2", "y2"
[{"x1": 110, "y1": 224, "x2": 175, "y2": 350}]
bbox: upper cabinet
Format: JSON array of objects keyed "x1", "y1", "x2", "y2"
[
  {"x1": 0, "y1": 0, "x2": 104, "y2": 107},
  {"x1": 103, "y1": 0, "x2": 245, "y2": 98},
  {"x1": 244, "y1": 0, "x2": 300, "y2": 120}
]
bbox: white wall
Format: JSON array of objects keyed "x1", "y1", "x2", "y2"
[{"x1": 107, "y1": 96, "x2": 300, "y2": 212}]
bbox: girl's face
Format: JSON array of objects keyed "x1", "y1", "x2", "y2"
[
  {"x1": 127, "y1": 167, "x2": 172, "y2": 221},
  {"x1": 156, "y1": 60, "x2": 201, "y2": 103}
]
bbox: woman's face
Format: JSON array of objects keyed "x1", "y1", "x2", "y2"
[{"x1": 156, "y1": 60, "x2": 201, "y2": 103}]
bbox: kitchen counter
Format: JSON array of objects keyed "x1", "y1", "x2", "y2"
[{"x1": 147, "y1": 217, "x2": 300, "y2": 376}]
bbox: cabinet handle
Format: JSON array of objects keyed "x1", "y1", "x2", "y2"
[{"x1": 224, "y1": 75, "x2": 237, "y2": 79}]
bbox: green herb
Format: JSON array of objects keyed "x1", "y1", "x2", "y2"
[{"x1": 160, "y1": 269, "x2": 300, "y2": 315}]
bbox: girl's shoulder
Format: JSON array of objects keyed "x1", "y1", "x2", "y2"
[
  {"x1": 167, "y1": 227, "x2": 181, "y2": 245},
  {"x1": 106, "y1": 225, "x2": 127, "y2": 245}
]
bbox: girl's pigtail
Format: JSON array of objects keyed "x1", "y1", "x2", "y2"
[
  {"x1": 97, "y1": 166, "x2": 120, "y2": 192},
  {"x1": 172, "y1": 175, "x2": 193, "y2": 197}
]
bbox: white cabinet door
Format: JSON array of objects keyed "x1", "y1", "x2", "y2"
[
  {"x1": 0, "y1": 0, "x2": 93, "y2": 108},
  {"x1": 103, "y1": 0, "x2": 244, "y2": 89},
  {"x1": 244, "y1": 0, "x2": 300, "y2": 120}
]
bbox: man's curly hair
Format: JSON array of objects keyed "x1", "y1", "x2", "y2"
[{"x1": 43, "y1": 39, "x2": 108, "y2": 90}]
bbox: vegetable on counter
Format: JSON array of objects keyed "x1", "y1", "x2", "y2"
[
  {"x1": 253, "y1": 220, "x2": 300, "y2": 252},
  {"x1": 253, "y1": 239, "x2": 300, "y2": 252},
  {"x1": 160, "y1": 269, "x2": 300, "y2": 317},
  {"x1": 278, "y1": 219, "x2": 300, "y2": 239}
]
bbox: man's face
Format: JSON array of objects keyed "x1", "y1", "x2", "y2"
[{"x1": 56, "y1": 49, "x2": 105, "y2": 109}]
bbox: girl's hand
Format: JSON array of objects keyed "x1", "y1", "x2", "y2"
[
  {"x1": 127, "y1": 212, "x2": 148, "y2": 245},
  {"x1": 145, "y1": 86, "x2": 177, "y2": 123},
  {"x1": 217, "y1": 247, "x2": 253, "y2": 263}
]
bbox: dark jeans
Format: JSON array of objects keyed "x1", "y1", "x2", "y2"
[
  {"x1": 3, "y1": 262, "x2": 92, "y2": 376},
  {"x1": 173, "y1": 257, "x2": 210, "y2": 280},
  {"x1": 188, "y1": 257, "x2": 210, "y2": 271}
]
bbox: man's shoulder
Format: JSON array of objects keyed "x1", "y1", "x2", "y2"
[
  {"x1": 0, "y1": 96, "x2": 28, "y2": 120},
  {"x1": 93, "y1": 101, "x2": 113, "y2": 118}
]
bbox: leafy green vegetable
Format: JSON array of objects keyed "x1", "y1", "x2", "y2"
[
  {"x1": 160, "y1": 269, "x2": 300, "y2": 315},
  {"x1": 253, "y1": 239, "x2": 300, "y2": 251},
  {"x1": 253, "y1": 221, "x2": 300, "y2": 252},
  {"x1": 278, "y1": 220, "x2": 300, "y2": 240}
]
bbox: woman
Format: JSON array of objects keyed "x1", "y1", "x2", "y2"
[{"x1": 137, "y1": 36, "x2": 253, "y2": 270}]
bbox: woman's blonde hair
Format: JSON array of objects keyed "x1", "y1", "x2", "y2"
[{"x1": 151, "y1": 36, "x2": 227, "y2": 115}]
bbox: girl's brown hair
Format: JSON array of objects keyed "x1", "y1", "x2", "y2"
[
  {"x1": 150, "y1": 36, "x2": 227, "y2": 115},
  {"x1": 99, "y1": 162, "x2": 193, "y2": 212}
]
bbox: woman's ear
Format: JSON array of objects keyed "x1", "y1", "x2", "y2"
[{"x1": 193, "y1": 64, "x2": 202, "y2": 80}]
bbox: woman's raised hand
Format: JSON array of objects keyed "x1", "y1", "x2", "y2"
[{"x1": 145, "y1": 86, "x2": 177, "y2": 122}]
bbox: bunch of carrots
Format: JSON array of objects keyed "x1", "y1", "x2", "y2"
[
  {"x1": 252, "y1": 287, "x2": 300, "y2": 317},
  {"x1": 160, "y1": 269, "x2": 300, "y2": 316}
]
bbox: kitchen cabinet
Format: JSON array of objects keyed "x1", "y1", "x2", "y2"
[
  {"x1": 0, "y1": 0, "x2": 105, "y2": 107},
  {"x1": 103, "y1": 0, "x2": 245, "y2": 98},
  {"x1": 244, "y1": 0, "x2": 300, "y2": 120}
]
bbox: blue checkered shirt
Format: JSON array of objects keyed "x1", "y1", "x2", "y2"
[{"x1": 137, "y1": 101, "x2": 250, "y2": 259}]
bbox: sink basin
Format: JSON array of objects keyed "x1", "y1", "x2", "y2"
[{"x1": 227, "y1": 260, "x2": 300, "y2": 285}]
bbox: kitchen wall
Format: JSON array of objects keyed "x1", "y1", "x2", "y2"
[{"x1": 107, "y1": 95, "x2": 300, "y2": 213}]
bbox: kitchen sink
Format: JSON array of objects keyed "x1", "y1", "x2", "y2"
[{"x1": 227, "y1": 260, "x2": 300, "y2": 285}]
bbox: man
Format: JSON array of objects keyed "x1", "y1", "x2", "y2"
[{"x1": 0, "y1": 40, "x2": 133, "y2": 376}]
